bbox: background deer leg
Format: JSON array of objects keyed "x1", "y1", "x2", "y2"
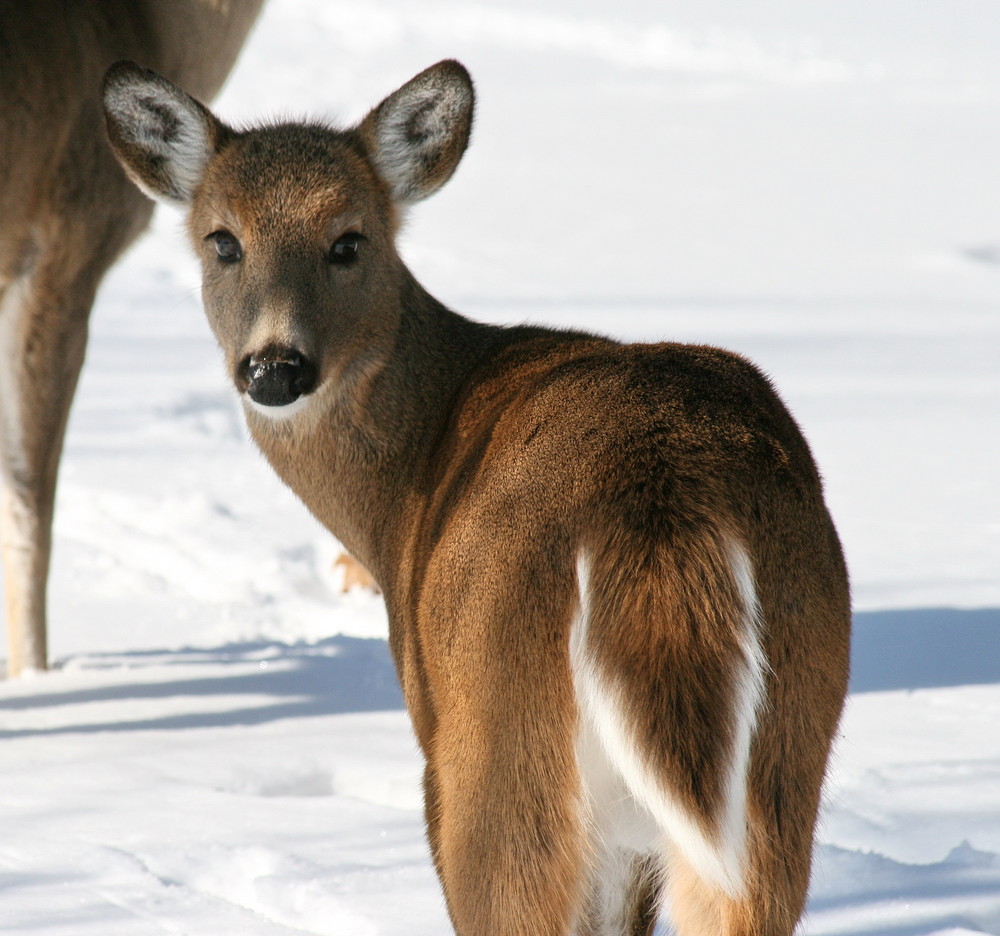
[
  {"x1": 333, "y1": 550, "x2": 380, "y2": 593},
  {"x1": 0, "y1": 259, "x2": 98, "y2": 675}
]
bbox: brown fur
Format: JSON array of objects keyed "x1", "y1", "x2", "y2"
[
  {"x1": 104, "y1": 60, "x2": 851, "y2": 935},
  {"x1": 0, "y1": 0, "x2": 264, "y2": 676}
]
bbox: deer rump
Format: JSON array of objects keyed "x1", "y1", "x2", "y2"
[{"x1": 404, "y1": 339, "x2": 848, "y2": 934}]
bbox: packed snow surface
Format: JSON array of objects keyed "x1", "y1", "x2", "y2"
[{"x1": 2, "y1": 1, "x2": 999, "y2": 933}]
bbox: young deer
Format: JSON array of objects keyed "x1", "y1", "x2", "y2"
[
  {"x1": 103, "y1": 60, "x2": 851, "y2": 936},
  {"x1": 0, "y1": 0, "x2": 264, "y2": 677}
]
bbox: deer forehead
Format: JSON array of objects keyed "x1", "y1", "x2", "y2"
[{"x1": 193, "y1": 124, "x2": 394, "y2": 238}]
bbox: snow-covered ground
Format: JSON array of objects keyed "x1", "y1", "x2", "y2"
[{"x1": 2, "y1": 1, "x2": 999, "y2": 933}]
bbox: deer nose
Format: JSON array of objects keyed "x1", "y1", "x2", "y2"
[{"x1": 240, "y1": 349, "x2": 317, "y2": 407}]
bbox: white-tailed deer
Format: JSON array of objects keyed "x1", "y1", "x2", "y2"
[
  {"x1": 103, "y1": 60, "x2": 851, "y2": 936},
  {"x1": 0, "y1": 0, "x2": 264, "y2": 677}
]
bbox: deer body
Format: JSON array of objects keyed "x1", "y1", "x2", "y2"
[
  {"x1": 0, "y1": 0, "x2": 264, "y2": 676},
  {"x1": 104, "y1": 61, "x2": 851, "y2": 936}
]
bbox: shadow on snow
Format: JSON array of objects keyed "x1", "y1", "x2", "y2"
[
  {"x1": 1, "y1": 607, "x2": 998, "y2": 736},
  {"x1": 850, "y1": 607, "x2": 1000, "y2": 693},
  {"x1": 0, "y1": 635, "x2": 404, "y2": 737},
  {"x1": 807, "y1": 842, "x2": 1000, "y2": 936}
]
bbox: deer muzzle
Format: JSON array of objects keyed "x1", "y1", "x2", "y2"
[{"x1": 239, "y1": 348, "x2": 317, "y2": 407}]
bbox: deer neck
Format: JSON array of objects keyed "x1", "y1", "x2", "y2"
[{"x1": 242, "y1": 272, "x2": 496, "y2": 590}]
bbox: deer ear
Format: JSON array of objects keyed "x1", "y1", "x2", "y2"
[
  {"x1": 103, "y1": 61, "x2": 224, "y2": 204},
  {"x1": 359, "y1": 60, "x2": 474, "y2": 205}
]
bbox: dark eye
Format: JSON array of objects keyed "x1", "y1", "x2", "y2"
[
  {"x1": 329, "y1": 232, "x2": 364, "y2": 265},
  {"x1": 207, "y1": 230, "x2": 243, "y2": 263}
]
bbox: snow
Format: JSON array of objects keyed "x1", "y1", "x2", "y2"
[{"x1": 2, "y1": 1, "x2": 999, "y2": 933}]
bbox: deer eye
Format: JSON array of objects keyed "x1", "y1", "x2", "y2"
[
  {"x1": 207, "y1": 230, "x2": 243, "y2": 263},
  {"x1": 329, "y1": 232, "x2": 364, "y2": 265}
]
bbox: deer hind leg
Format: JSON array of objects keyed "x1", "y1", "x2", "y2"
[
  {"x1": 580, "y1": 854, "x2": 661, "y2": 936},
  {"x1": 418, "y1": 558, "x2": 589, "y2": 936},
  {"x1": 665, "y1": 844, "x2": 807, "y2": 936},
  {"x1": 430, "y1": 691, "x2": 587, "y2": 936},
  {"x1": 578, "y1": 832, "x2": 663, "y2": 936},
  {"x1": 621, "y1": 854, "x2": 662, "y2": 936}
]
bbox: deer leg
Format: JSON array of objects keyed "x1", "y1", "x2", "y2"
[
  {"x1": 579, "y1": 850, "x2": 664, "y2": 936},
  {"x1": 423, "y1": 572, "x2": 586, "y2": 936},
  {"x1": 665, "y1": 850, "x2": 793, "y2": 936},
  {"x1": 332, "y1": 550, "x2": 380, "y2": 593},
  {"x1": 0, "y1": 265, "x2": 93, "y2": 676},
  {"x1": 663, "y1": 785, "x2": 811, "y2": 936},
  {"x1": 432, "y1": 712, "x2": 586, "y2": 936},
  {"x1": 622, "y1": 854, "x2": 662, "y2": 936}
]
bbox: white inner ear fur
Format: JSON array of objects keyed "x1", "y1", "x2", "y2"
[
  {"x1": 106, "y1": 79, "x2": 213, "y2": 204},
  {"x1": 371, "y1": 83, "x2": 471, "y2": 202}
]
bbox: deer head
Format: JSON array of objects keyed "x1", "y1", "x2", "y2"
[{"x1": 103, "y1": 59, "x2": 474, "y2": 419}]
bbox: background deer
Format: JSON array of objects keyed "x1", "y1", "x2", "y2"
[
  {"x1": 103, "y1": 59, "x2": 851, "y2": 936},
  {"x1": 0, "y1": 0, "x2": 264, "y2": 677}
]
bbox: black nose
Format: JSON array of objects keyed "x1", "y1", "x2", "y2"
[{"x1": 242, "y1": 351, "x2": 317, "y2": 407}]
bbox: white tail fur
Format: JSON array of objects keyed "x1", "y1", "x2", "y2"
[{"x1": 571, "y1": 546, "x2": 767, "y2": 902}]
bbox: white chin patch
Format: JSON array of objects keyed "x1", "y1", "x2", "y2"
[{"x1": 242, "y1": 392, "x2": 313, "y2": 422}]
